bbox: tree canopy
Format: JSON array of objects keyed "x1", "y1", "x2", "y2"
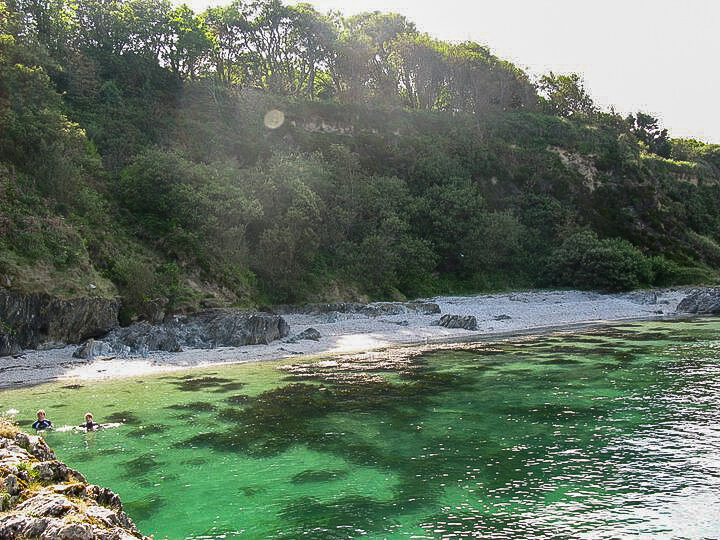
[{"x1": 1, "y1": 0, "x2": 718, "y2": 317}]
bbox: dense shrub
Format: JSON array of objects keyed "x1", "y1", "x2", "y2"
[{"x1": 548, "y1": 231, "x2": 652, "y2": 291}]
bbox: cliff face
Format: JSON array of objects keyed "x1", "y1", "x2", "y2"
[
  {"x1": 0, "y1": 289, "x2": 119, "y2": 357},
  {"x1": 0, "y1": 426, "x2": 149, "y2": 539}
]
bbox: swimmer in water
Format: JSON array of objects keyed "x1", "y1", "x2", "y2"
[
  {"x1": 80, "y1": 412, "x2": 100, "y2": 431},
  {"x1": 31, "y1": 409, "x2": 52, "y2": 430}
]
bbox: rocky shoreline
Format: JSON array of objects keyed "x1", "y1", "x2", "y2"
[
  {"x1": 1, "y1": 287, "x2": 716, "y2": 388},
  {"x1": 0, "y1": 423, "x2": 149, "y2": 539},
  {"x1": 0, "y1": 289, "x2": 119, "y2": 357}
]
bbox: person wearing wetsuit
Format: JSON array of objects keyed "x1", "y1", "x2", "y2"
[
  {"x1": 80, "y1": 412, "x2": 100, "y2": 431},
  {"x1": 32, "y1": 409, "x2": 52, "y2": 430}
]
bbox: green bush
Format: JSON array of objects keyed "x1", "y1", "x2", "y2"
[
  {"x1": 548, "y1": 230, "x2": 651, "y2": 291},
  {"x1": 666, "y1": 265, "x2": 718, "y2": 286},
  {"x1": 647, "y1": 256, "x2": 682, "y2": 287}
]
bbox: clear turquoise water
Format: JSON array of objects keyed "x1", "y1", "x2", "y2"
[{"x1": 2, "y1": 319, "x2": 720, "y2": 539}]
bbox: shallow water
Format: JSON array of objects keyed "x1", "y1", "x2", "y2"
[{"x1": 2, "y1": 319, "x2": 720, "y2": 539}]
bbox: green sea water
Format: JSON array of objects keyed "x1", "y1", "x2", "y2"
[{"x1": 2, "y1": 319, "x2": 720, "y2": 539}]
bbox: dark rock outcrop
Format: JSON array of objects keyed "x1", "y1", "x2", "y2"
[
  {"x1": 273, "y1": 301, "x2": 441, "y2": 317},
  {"x1": 285, "y1": 327, "x2": 321, "y2": 343},
  {"x1": 676, "y1": 288, "x2": 720, "y2": 314},
  {"x1": 0, "y1": 426, "x2": 149, "y2": 539},
  {"x1": 0, "y1": 289, "x2": 119, "y2": 357},
  {"x1": 97, "y1": 309, "x2": 290, "y2": 354},
  {"x1": 436, "y1": 314, "x2": 478, "y2": 331}
]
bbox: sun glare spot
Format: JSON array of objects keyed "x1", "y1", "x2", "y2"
[{"x1": 264, "y1": 109, "x2": 285, "y2": 129}]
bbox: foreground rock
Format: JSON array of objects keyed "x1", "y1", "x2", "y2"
[
  {"x1": 0, "y1": 425, "x2": 149, "y2": 539},
  {"x1": 676, "y1": 288, "x2": 720, "y2": 314},
  {"x1": 437, "y1": 314, "x2": 478, "y2": 331},
  {"x1": 0, "y1": 289, "x2": 119, "y2": 357},
  {"x1": 93, "y1": 309, "x2": 290, "y2": 354},
  {"x1": 272, "y1": 301, "x2": 441, "y2": 317}
]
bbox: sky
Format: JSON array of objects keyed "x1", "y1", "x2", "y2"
[{"x1": 180, "y1": 0, "x2": 720, "y2": 143}]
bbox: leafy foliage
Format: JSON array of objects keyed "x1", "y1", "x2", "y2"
[
  {"x1": 628, "y1": 112, "x2": 671, "y2": 158},
  {"x1": 548, "y1": 231, "x2": 652, "y2": 292},
  {"x1": 1, "y1": 0, "x2": 719, "y2": 321},
  {"x1": 538, "y1": 72, "x2": 596, "y2": 118}
]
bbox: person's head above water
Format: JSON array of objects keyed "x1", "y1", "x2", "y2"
[
  {"x1": 32, "y1": 409, "x2": 52, "y2": 430},
  {"x1": 80, "y1": 412, "x2": 100, "y2": 430}
]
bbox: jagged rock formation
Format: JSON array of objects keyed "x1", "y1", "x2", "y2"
[
  {"x1": 0, "y1": 426, "x2": 149, "y2": 539},
  {"x1": 93, "y1": 309, "x2": 290, "y2": 354},
  {"x1": 436, "y1": 314, "x2": 478, "y2": 331},
  {"x1": 0, "y1": 289, "x2": 119, "y2": 357},
  {"x1": 272, "y1": 301, "x2": 441, "y2": 317},
  {"x1": 676, "y1": 288, "x2": 720, "y2": 314}
]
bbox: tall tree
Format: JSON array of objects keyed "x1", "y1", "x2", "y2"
[
  {"x1": 208, "y1": 1, "x2": 336, "y2": 97},
  {"x1": 331, "y1": 11, "x2": 416, "y2": 102},
  {"x1": 203, "y1": 1, "x2": 251, "y2": 85},
  {"x1": 538, "y1": 72, "x2": 596, "y2": 118},
  {"x1": 628, "y1": 112, "x2": 671, "y2": 158},
  {"x1": 72, "y1": 0, "x2": 136, "y2": 55},
  {"x1": 160, "y1": 4, "x2": 213, "y2": 80},
  {"x1": 389, "y1": 33, "x2": 449, "y2": 110},
  {"x1": 447, "y1": 42, "x2": 536, "y2": 114},
  {"x1": 7, "y1": 0, "x2": 72, "y2": 57}
]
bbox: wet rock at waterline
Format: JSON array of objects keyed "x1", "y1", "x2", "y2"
[
  {"x1": 0, "y1": 427, "x2": 149, "y2": 539},
  {"x1": 80, "y1": 309, "x2": 289, "y2": 355},
  {"x1": 0, "y1": 289, "x2": 119, "y2": 357},
  {"x1": 676, "y1": 288, "x2": 720, "y2": 314},
  {"x1": 435, "y1": 314, "x2": 478, "y2": 331}
]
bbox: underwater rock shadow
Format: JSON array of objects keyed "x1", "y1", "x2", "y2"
[
  {"x1": 170, "y1": 376, "x2": 235, "y2": 392},
  {"x1": 290, "y1": 469, "x2": 349, "y2": 484},
  {"x1": 105, "y1": 410, "x2": 141, "y2": 424},
  {"x1": 124, "y1": 495, "x2": 166, "y2": 524},
  {"x1": 166, "y1": 401, "x2": 218, "y2": 413},
  {"x1": 121, "y1": 453, "x2": 162, "y2": 476}
]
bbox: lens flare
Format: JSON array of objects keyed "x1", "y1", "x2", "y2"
[{"x1": 263, "y1": 109, "x2": 285, "y2": 129}]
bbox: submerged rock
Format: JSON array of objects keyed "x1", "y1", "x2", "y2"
[
  {"x1": 0, "y1": 425, "x2": 149, "y2": 539},
  {"x1": 88, "y1": 309, "x2": 290, "y2": 354},
  {"x1": 0, "y1": 289, "x2": 119, "y2": 357},
  {"x1": 676, "y1": 288, "x2": 720, "y2": 314},
  {"x1": 437, "y1": 314, "x2": 478, "y2": 331}
]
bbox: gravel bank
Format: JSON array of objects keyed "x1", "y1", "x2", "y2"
[{"x1": 0, "y1": 289, "x2": 691, "y2": 388}]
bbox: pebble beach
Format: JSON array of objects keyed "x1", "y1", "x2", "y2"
[{"x1": 0, "y1": 288, "x2": 691, "y2": 388}]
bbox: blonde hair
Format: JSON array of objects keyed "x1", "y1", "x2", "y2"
[
  {"x1": 37, "y1": 409, "x2": 46, "y2": 416},
  {"x1": 84, "y1": 412, "x2": 93, "y2": 420}
]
